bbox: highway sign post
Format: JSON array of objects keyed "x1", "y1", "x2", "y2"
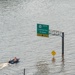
[
  {"x1": 37, "y1": 24, "x2": 64, "y2": 61},
  {"x1": 49, "y1": 30, "x2": 64, "y2": 61}
]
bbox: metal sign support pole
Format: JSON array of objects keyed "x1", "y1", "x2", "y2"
[
  {"x1": 24, "y1": 68, "x2": 25, "y2": 75},
  {"x1": 62, "y1": 32, "x2": 64, "y2": 61},
  {"x1": 49, "y1": 30, "x2": 65, "y2": 61}
]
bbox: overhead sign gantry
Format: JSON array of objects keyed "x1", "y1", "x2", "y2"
[{"x1": 37, "y1": 24, "x2": 64, "y2": 61}]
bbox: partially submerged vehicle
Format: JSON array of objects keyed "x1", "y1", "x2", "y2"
[{"x1": 8, "y1": 57, "x2": 19, "y2": 64}]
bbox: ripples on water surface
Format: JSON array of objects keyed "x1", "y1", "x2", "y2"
[{"x1": 0, "y1": 0, "x2": 75, "y2": 75}]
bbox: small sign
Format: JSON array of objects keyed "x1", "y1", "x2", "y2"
[
  {"x1": 37, "y1": 24, "x2": 49, "y2": 37},
  {"x1": 51, "y1": 50, "x2": 56, "y2": 56},
  {"x1": 50, "y1": 30, "x2": 62, "y2": 36}
]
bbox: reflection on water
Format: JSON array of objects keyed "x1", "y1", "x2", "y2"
[
  {"x1": 52, "y1": 57, "x2": 56, "y2": 63},
  {"x1": 51, "y1": 58, "x2": 65, "y2": 75},
  {"x1": 60, "y1": 61, "x2": 65, "y2": 73},
  {"x1": 34, "y1": 60, "x2": 65, "y2": 75},
  {"x1": 34, "y1": 60, "x2": 50, "y2": 75}
]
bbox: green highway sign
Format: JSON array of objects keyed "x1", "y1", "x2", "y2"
[{"x1": 37, "y1": 24, "x2": 49, "y2": 37}]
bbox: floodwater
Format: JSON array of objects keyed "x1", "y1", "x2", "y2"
[{"x1": 0, "y1": 0, "x2": 75, "y2": 75}]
